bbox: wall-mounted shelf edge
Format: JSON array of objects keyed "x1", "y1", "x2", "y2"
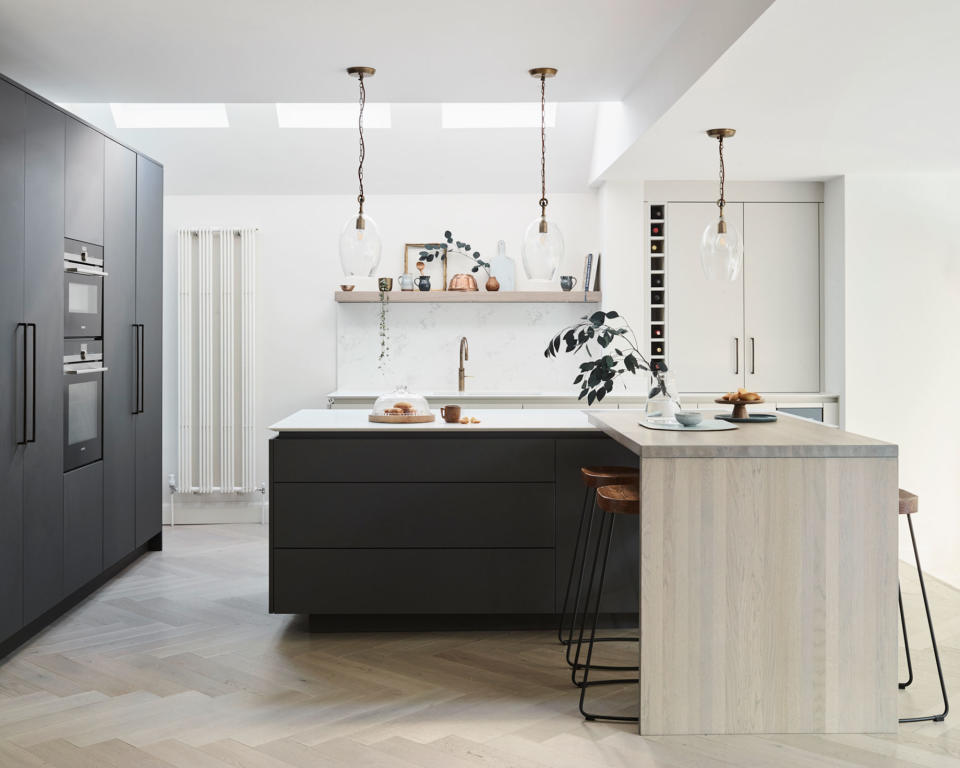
[{"x1": 335, "y1": 291, "x2": 602, "y2": 304}]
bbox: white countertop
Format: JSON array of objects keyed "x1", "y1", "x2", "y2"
[
  {"x1": 326, "y1": 389, "x2": 840, "y2": 402},
  {"x1": 270, "y1": 408, "x2": 601, "y2": 432}
]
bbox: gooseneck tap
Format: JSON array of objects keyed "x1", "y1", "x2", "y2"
[{"x1": 458, "y1": 336, "x2": 469, "y2": 392}]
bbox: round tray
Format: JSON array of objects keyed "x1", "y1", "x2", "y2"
[
  {"x1": 368, "y1": 413, "x2": 436, "y2": 424},
  {"x1": 715, "y1": 413, "x2": 777, "y2": 423},
  {"x1": 715, "y1": 397, "x2": 765, "y2": 419}
]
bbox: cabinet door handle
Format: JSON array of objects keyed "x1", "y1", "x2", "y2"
[
  {"x1": 16, "y1": 323, "x2": 27, "y2": 445},
  {"x1": 132, "y1": 324, "x2": 140, "y2": 415},
  {"x1": 138, "y1": 324, "x2": 145, "y2": 414},
  {"x1": 750, "y1": 337, "x2": 756, "y2": 375},
  {"x1": 734, "y1": 337, "x2": 739, "y2": 375},
  {"x1": 27, "y1": 323, "x2": 36, "y2": 443}
]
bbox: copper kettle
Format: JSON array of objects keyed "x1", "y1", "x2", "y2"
[{"x1": 448, "y1": 273, "x2": 479, "y2": 291}]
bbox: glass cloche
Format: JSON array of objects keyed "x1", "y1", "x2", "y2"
[{"x1": 371, "y1": 385, "x2": 432, "y2": 419}]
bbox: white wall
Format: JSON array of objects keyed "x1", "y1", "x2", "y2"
[
  {"x1": 162, "y1": 192, "x2": 599, "y2": 510},
  {"x1": 843, "y1": 174, "x2": 960, "y2": 587}
]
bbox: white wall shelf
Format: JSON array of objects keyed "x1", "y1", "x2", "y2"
[{"x1": 335, "y1": 291, "x2": 602, "y2": 303}]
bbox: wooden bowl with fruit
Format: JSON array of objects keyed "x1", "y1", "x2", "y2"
[{"x1": 715, "y1": 388, "x2": 765, "y2": 419}]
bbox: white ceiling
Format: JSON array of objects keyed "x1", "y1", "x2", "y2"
[
  {"x1": 0, "y1": 0, "x2": 695, "y2": 103},
  {"x1": 604, "y1": 0, "x2": 960, "y2": 182}
]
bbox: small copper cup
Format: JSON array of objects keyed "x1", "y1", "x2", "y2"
[{"x1": 441, "y1": 405, "x2": 461, "y2": 423}]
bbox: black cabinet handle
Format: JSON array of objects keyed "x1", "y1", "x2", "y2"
[
  {"x1": 136, "y1": 324, "x2": 145, "y2": 414},
  {"x1": 750, "y1": 336, "x2": 756, "y2": 375},
  {"x1": 132, "y1": 324, "x2": 140, "y2": 415},
  {"x1": 27, "y1": 323, "x2": 36, "y2": 443},
  {"x1": 16, "y1": 323, "x2": 27, "y2": 445},
  {"x1": 734, "y1": 337, "x2": 739, "y2": 375}
]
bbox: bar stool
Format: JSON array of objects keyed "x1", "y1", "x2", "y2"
[
  {"x1": 559, "y1": 466, "x2": 639, "y2": 673},
  {"x1": 897, "y1": 489, "x2": 949, "y2": 723},
  {"x1": 572, "y1": 482, "x2": 640, "y2": 723}
]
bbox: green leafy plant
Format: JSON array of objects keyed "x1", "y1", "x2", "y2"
[
  {"x1": 544, "y1": 310, "x2": 668, "y2": 405},
  {"x1": 420, "y1": 230, "x2": 490, "y2": 277}
]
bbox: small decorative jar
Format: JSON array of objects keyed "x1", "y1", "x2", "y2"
[{"x1": 644, "y1": 370, "x2": 681, "y2": 424}]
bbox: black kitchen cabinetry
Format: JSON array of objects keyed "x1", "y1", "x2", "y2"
[
  {"x1": 269, "y1": 432, "x2": 639, "y2": 626},
  {"x1": 0, "y1": 80, "x2": 25, "y2": 642},
  {"x1": 103, "y1": 139, "x2": 137, "y2": 568},
  {"x1": 0, "y1": 73, "x2": 163, "y2": 661},
  {"x1": 135, "y1": 156, "x2": 163, "y2": 548},
  {"x1": 65, "y1": 118, "x2": 105, "y2": 246},
  {"x1": 23, "y1": 95, "x2": 66, "y2": 625}
]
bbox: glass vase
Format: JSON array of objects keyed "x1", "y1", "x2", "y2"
[{"x1": 644, "y1": 370, "x2": 681, "y2": 424}]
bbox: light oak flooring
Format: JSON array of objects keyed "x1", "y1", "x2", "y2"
[{"x1": 0, "y1": 523, "x2": 958, "y2": 767}]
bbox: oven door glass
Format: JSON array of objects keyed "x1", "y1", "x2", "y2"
[
  {"x1": 64, "y1": 373, "x2": 103, "y2": 471},
  {"x1": 64, "y1": 272, "x2": 103, "y2": 338}
]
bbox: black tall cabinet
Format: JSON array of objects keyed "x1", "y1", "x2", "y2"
[{"x1": 0, "y1": 73, "x2": 163, "y2": 660}]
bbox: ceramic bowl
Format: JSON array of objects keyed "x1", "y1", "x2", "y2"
[{"x1": 675, "y1": 411, "x2": 703, "y2": 427}]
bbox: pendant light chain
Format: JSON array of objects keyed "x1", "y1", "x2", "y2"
[
  {"x1": 717, "y1": 136, "x2": 726, "y2": 215},
  {"x1": 539, "y1": 73, "x2": 548, "y2": 217},
  {"x1": 357, "y1": 73, "x2": 366, "y2": 215}
]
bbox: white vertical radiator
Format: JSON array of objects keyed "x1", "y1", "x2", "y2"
[{"x1": 176, "y1": 227, "x2": 259, "y2": 514}]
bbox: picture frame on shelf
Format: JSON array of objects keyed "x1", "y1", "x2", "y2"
[{"x1": 404, "y1": 243, "x2": 447, "y2": 291}]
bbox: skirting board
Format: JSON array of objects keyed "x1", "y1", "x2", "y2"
[{"x1": 164, "y1": 496, "x2": 266, "y2": 525}]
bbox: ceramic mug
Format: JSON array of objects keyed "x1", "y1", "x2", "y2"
[
  {"x1": 377, "y1": 277, "x2": 393, "y2": 292},
  {"x1": 415, "y1": 275, "x2": 431, "y2": 292},
  {"x1": 560, "y1": 275, "x2": 578, "y2": 292},
  {"x1": 440, "y1": 405, "x2": 461, "y2": 423},
  {"x1": 397, "y1": 273, "x2": 415, "y2": 291}
]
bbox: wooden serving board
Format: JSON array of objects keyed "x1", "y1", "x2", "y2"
[{"x1": 368, "y1": 413, "x2": 436, "y2": 424}]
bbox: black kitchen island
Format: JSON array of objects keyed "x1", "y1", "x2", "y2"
[{"x1": 268, "y1": 409, "x2": 638, "y2": 630}]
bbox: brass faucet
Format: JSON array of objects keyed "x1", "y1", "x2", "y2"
[{"x1": 458, "y1": 336, "x2": 469, "y2": 391}]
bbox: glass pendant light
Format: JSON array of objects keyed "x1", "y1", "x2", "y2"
[
  {"x1": 522, "y1": 67, "x2": 563, "y2": 281},
  {"x1": 339, "y1": 66, "x2": 382, "y2": 277},
  {"x1": 701, "y1": 128, "x2": 742, "y2": 281}
]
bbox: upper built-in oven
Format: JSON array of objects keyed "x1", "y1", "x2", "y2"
[{"x1": 64, "y1": 238, "x2": 105, "y2": 338}]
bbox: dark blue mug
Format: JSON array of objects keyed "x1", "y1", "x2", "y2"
[
  {"x1": 415, "y1": 275, "x2": 431, "y2": 291},
  {"x1": 560, "y1": 275, "x2": 578, "y2": 292}
]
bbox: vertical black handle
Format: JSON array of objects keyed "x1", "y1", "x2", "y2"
[
  {"x1": 27, "y1": 323, "x2": 36, "y2": 443},
  {"x1": 750, "y1": 336, "x2": 756, "y2": 375},
  {"x1": 132, "y1": 324, "x2": 140, "y2": 415},
  {"x1": 734, "y1": 337, "x2": 739, "y2": 375},
  {"x1": 137, "y1": 324, "x2": 145, "y2": 414},
  {"x1": 16, "y1": 323, "x2": 27, "y2": 445}
]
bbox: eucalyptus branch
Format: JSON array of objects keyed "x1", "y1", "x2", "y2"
[{"x1": 544, "y1": 310, "x2": 668, "y2": 405}]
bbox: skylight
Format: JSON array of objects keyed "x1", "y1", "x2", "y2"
[
  {"x1": 441, "y1": 103, "x2": 557, "y2": 129},
  {"x1": 275, "y1": 103, "x2": 392, "y2": 128},
  {"x1": 110, "y1": 103, "x2": 229, "y2": 128}
]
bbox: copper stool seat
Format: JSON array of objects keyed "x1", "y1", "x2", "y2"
[{"x1": 897, "y1": 489, "x2": 949, "y2": 723}]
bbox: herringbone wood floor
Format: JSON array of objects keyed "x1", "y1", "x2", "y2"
[{"x1": 1, "y1": 523, "x2": 958, "y2": 767}]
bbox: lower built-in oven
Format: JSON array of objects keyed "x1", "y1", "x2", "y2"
[
  {"x1": 63, "y1": 339, "x2": 106, "y2": 471},
  {"x1": 64, "y1": 239, "x2": 105, "y2": 338}
]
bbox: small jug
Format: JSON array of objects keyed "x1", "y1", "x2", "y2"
[
  {"x1": 398, "y1": 273, "x2": 415, "y2": 291},
  {"x1": 560, "y1": 275, "x2": 578, "y2": 292},
  {"x1": 415, "y1": 275, "x2": 431, "y2": 292}
]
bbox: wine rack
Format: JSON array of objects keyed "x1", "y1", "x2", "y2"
[{"x1": 647, "y1": 202, "x2": 666, "y2": 370}]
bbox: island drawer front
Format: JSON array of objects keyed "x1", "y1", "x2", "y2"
[
  {"x1": 273, "y1": 548, "x2": 555, "y2": 614},
  {"x1": 272, "y1": 437, "x2": 555, "y2": 483},
  {"x1": 272, "y1": 483, "x2": 554, "y2": 548}
]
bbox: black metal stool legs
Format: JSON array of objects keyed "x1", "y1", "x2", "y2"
[
  {"x1": 899, "y1": 513, "x2": 949, "y2": 724},
  {"x1": 898, "y1": 586, "x2": 913, "y2": 690},
  {"x1": 576, "y1": 513, "x2": 639, "y2": 723},
  {"x1": 558, "y1": 485, "x2": 592, "y2": 645}
]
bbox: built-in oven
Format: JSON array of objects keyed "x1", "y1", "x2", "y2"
[
  {"x1": 63, "y1": 339, "x2": 106, "y2": 471},
  {"x1": 64, "y1": 238, "x2": 105, "y2": 339}
]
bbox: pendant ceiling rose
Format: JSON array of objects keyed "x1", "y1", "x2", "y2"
[
  {"x1": 706, "y1": 128, "x2": 736, "y2": 139},
  {"x1": 528, "y1": 67, "x2": 558, "y2": 78},
  {"x1": 346, "y1": 66, "x2": 376, "y2": 78}
]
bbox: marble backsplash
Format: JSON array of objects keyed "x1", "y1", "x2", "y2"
[{"x1": 336, "y1": 301, "x2": 648, "y2": 394}]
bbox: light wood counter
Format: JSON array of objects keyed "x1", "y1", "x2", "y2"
[{"x1": 589, "y1": 410, "x2": 898, "y2": 736}]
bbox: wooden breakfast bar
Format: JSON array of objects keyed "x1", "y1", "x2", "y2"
[{"x1": 587, "y1": 410, "x2": 899, "y2": 735}]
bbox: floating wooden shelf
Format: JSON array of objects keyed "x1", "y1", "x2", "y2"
[{"x1": 335, "y1": 291, "x2": 602, "y2": 304}]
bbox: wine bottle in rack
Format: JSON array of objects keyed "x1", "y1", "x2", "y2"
[
  {"x1": 651, "y1": 274, "x2": 664, "y2": 288},
  {"x1": 650, "y1": 204, "x2": 664, "y2": 220},
  {"x1": 651, "y1": 291, "x2": 664, "y2": 305},
  {"x1": 650, "y1": 240, "x2": 662, "y2": 253}
]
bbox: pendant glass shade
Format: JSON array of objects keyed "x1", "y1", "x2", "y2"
[
  {"x1": 521, "y1": 215, "x2": 563, "y2": 280},
  {"x1": 339, "y1": 212, "x2": 382, "y2": 277},
  {"x1": 700, "y1": 216, "x2": 742, "y2": 281}
]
